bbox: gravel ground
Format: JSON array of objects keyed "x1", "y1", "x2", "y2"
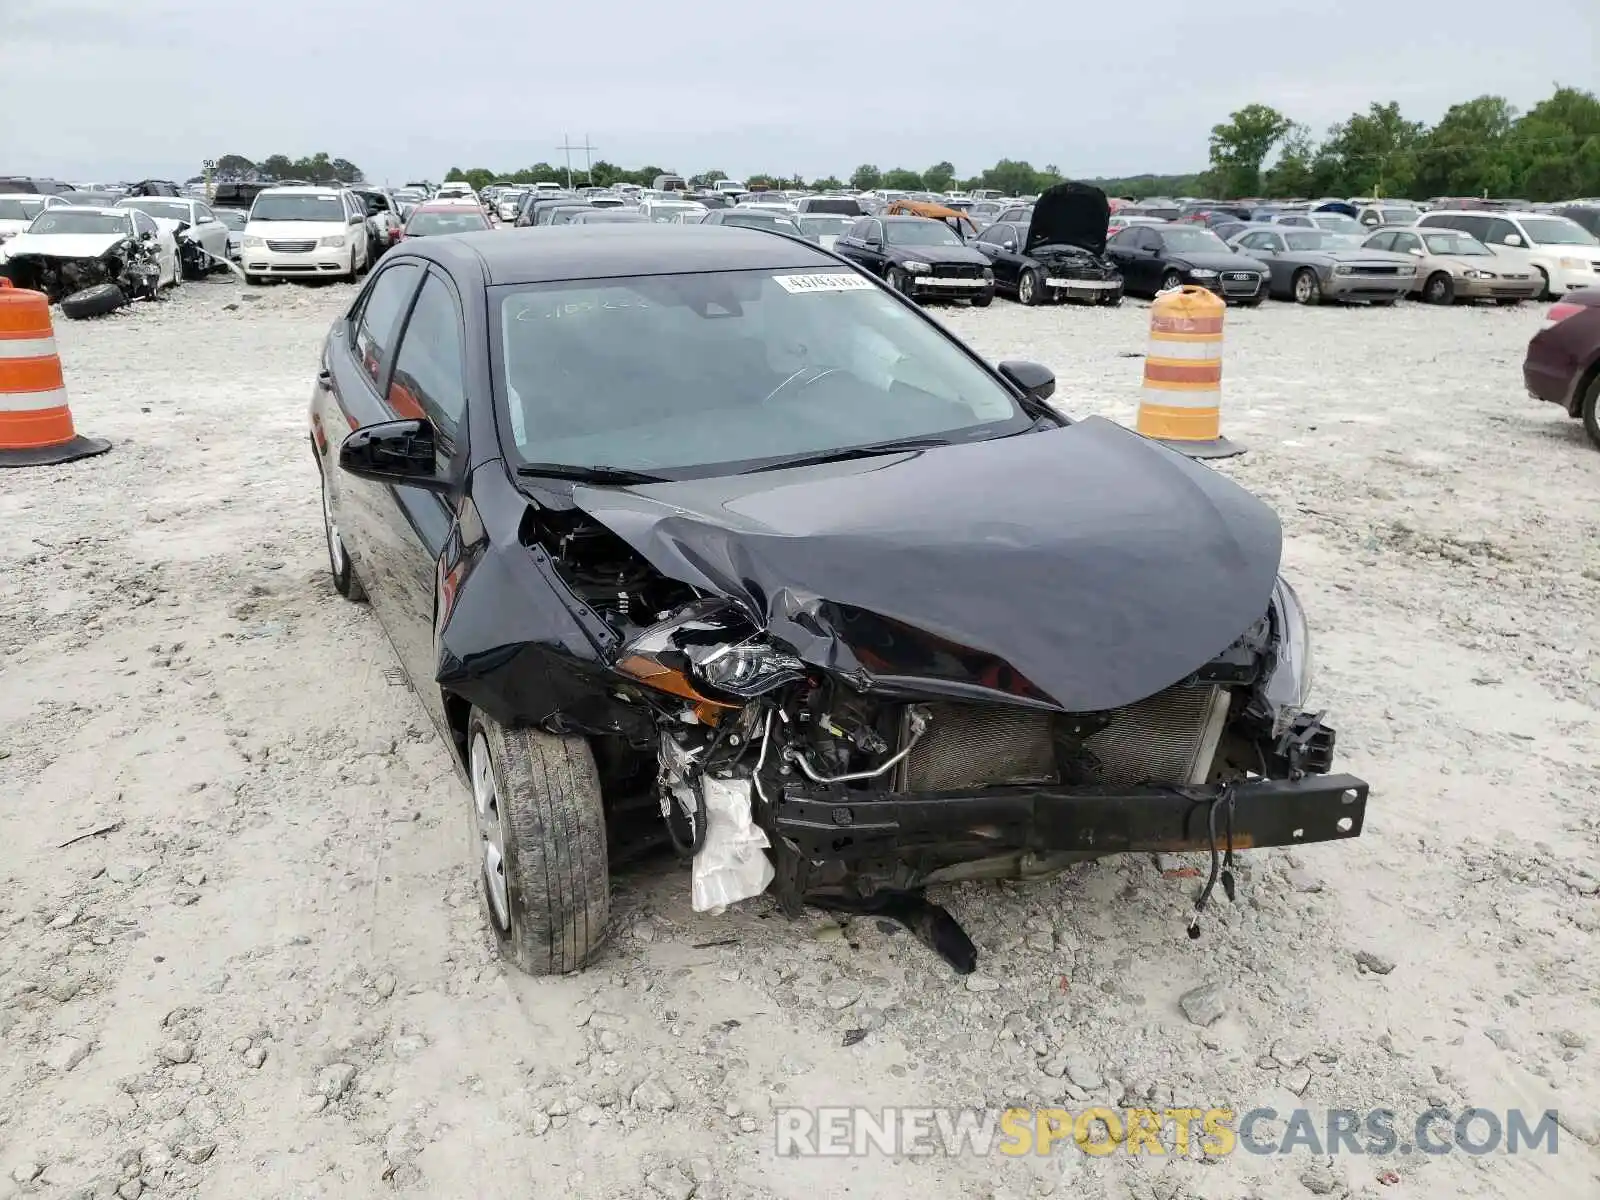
[{"x1": 0, "y1": 275, "x2": 1597, "y2": 1200}]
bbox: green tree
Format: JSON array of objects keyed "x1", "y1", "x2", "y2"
[
  {"x1": 812, "y1": 176, "x2": 844, "y2": 191},
  {"x1": 881, "y1": 168, "x2": 924, "y2": 190},
  {"x1": 214, "y1": 154, "x2": 256, "y2": 179},
  {"x1": 1506, "y1": 86, "x2": 1600, "y2": 198},
  {"x1": 1321, "y1": 101, "x2": 1427, "y2": 196},
  {"x1": 979, "y1": 159, "x2": 1043, "y2": 196},
  {"x1": 1260, "y1": 123, "x2": 1320, "y2": 197},
  {"x1": 850, "y1": 164, "x2": 882, "y2": 190},
  {"x1": 258, "y1": 154, "x2": 294, "y2": 180},
  {"x1": 1207, "y1": 104, "x2": 1293, "y2": 197},
  {"x1": 1412, "y1": 96, "x2": 1517, "y2": 198},
  {"x1": 922, "y1": 161, "x2": 956, "y2": 191},
  {"x1": 329, "y1": 157, "x2": 364, "y2": 184}
]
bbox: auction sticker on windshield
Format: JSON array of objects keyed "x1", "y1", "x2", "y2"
[{"x1": 774, "y1": 273, "x2": 876, "y2": 294}]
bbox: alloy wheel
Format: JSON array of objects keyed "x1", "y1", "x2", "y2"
[
  {"x1": 470, "y1": 733, "x2": 511, "y2": 931},
  {"x1": 1019, "y1": 272, "x2": 1035, "y2": 304},
  {"x1": 322, "y1": 479, "x2": 346, "y2": 576}
]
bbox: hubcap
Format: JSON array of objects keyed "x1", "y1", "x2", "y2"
[
  {"x1": 1296, "y1": 275, "x2": 1312, "y2": 300},
  {"x1": 322, "y1": 481, "x2": 346, "y2": 574},
  {"x1": 1021, "y1": 275, "x2": 1034, "y2": 302},
  {"x1": 471, "y1": 734, "x2": 511, "y2": 930}
]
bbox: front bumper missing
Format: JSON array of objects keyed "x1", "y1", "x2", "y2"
[{"x1": 772, "y1": 773, "x2": 1369, "y2": 862}]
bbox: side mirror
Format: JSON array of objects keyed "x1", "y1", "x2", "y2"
[
  {"x1": 1408, "y1": 248, "x2": 1423, "y2": 256},
  {"x1": 339, "y1": 419, "x2": 450, "y2": 491},
  {"x1": 349, "y1": 213, "x2": 365, "y2": 225},
  {"x1": 1502, "y1": 234, "x2": 1523, "y2": 247},
  {"x1": 1001, "y1": 240, "x2": 1017, "y2": 252},
  {"x1": 997, "y1": 360, "x2": 1056, "y2": 402}
]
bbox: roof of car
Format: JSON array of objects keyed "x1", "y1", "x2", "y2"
[
  {"x1": 410, "y1": 224, "x2": 833, "y2": 286},
  {"x1": 259, "y1": 185, "x2": 346, "y2": 195}
]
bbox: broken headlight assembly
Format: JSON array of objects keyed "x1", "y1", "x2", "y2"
[
  {"x1": 1260, "y1": 575, "x2": 1315, "y2": 734},
  {"x1": 614, "y1": 601, "x2": 805, "y2": 709},
  {"x1": 685, "y1": 641, "x2": 804, "y2": 699}
]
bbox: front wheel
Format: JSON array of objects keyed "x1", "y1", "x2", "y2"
[
  {"x1": 1495, "y1": 298, "x2": 1524, "y2": 307},
  {"x1": 1159, "y1": 269, "x2": 1183, "y2": 293},
  {"x1": 468, "y1": 710, "x2": 610, "y2": 974},
  {"x1": 970, "y1": 288, "x2": 994, "y2": 308},
  {"x1": 1017, "y1": 268, "x2": 1043, "y2": 306},
  {"x1": 1423, "y1": 272, "x2": 1454, "y2": 305},
  {"x1": 1292, "y1": 268, "x2": 1321, "y2": 305},
  {"x1": 886, "y1": 266, "x2": 908, "y2": 294},
  {"x1": 1535, "y1": 267, "x2": 1552, "y2": 301}
]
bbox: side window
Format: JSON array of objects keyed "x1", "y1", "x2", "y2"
[
  {"x1": 1483, "y1": 218, "x2": 1518, "y2": 245},
  {"x1": 353, "y1": 263, "x2": 422, "y2": 388},
  {"x1": 133, "y1": 212, "x2": 157, "y2": 237},
  {"x1": 1365, "y1": 232, "x2": 1395, "y2": 251},
  {"x1": 1137, "y1": 228, "x2": 1162, "y2": 251},
  {"x1": 865, "y1": 220, "x2": 883, "y2": 242},
  {"x1": 845, "y1": 218, "x2": 870, "y2": 240},
  {"x1": 979, "y1": 223, "x2": 1010, "y2": 246},
  {"x1": 1454, "y1": 215, "x2": 1492, "y2": 240},
  {"x1": 196, "y1": 205, "x2": 215, "y2": 223},
  {"x1": 388, "y1": 273, "x2": 466, "y2": 453},
  {"x1": 1238, "y1": 232, "x2": 1264, "y2": 249}
]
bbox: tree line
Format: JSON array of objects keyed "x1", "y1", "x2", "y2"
[{"x1": 203, "y1": 85, "x2": 1598, "y2": 203}]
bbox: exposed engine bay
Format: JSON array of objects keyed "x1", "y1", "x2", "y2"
[{"x1": 1, "y1": 236, "x2": 162, "y2": 303}]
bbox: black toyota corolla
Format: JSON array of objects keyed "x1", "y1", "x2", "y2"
[{"x1": 311, "y1": 224, "x2": 1367, "y2": 975}]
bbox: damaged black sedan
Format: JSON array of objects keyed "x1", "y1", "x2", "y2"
[
  {"x1": 972, "y1": 181, "x2": 1124, "y2": 305},
  {"x1": 312, "y1": 225, "x2": 1367, "y2": 975}
]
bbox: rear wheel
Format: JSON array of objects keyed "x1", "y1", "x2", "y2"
[
  {"x1": 1017, "y1": 268, "x2": 1043, "y2": 306},
  {"x1": 468, "y1": 709, "x2": 609, "y2": 974},
  {"x1": 1423, "y1": 272, "x2": 1454, "y2": 305},
  {"x1": 1292, "y1": 268, "x2": 1321, "y2": 305},
  {"x1": 321, "y1": 471, "x2": 365, "y2": 600},
  {"x1": 1581, "y1": 373, "x2": 1600, "y2": 451}
]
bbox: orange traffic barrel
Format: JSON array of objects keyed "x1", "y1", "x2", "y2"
[
  {"x1": 1134, "y1": 284, "x2": 1242, "y2": 459},
  {"x1": 0, "y1": 280, "x2": 109, "y2": 467}
]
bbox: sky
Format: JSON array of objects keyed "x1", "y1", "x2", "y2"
[{"x1": 3, "y1": 0, "x2": 1595, "y2": 186}]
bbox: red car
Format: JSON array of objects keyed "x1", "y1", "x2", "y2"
[
  {"x1": 400, "y1": 204, "x2": 491, "y2": 240},
  {"x1": 1523, "y1": 287, "x2": 1600, "y2": 449}
]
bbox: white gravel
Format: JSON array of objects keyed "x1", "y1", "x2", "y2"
[{"x1": 0, "y1": 275, "x2": 1597, "y2": 1200}]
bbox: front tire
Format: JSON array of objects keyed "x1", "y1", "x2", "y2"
[
  {"x1": 1535, "y1": 267, "x2": 1552, "y2": 301},
  {"x1": 245, "y1": 273, "x2": 267, "y2": 286},
  {"x1": 468, "y1": 710, "x2": 609, "y2": 975},
  {"x1": 886, "y1": 266, "x2": 909, "y2": 294},
  {"x1": 970, "y1": 288, "x2": 993, "y2": 308},
  {"x1": 1292, "y1": 268, "x2": 1321, "y2": 305},
  {"x1": 1018, "y1": 268, "x2": 1043, "y2": 306},
  {"x1": 1423, "y1": 272, "x2": 1454, "y2": 305},
  {"x1": 1159, "y1": 269, "x2": 1183, "y2": 293}
]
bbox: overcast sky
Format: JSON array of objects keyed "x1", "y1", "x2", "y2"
[{"x1": 3, "y1": 0, "x2": 1594, "y2": 185}]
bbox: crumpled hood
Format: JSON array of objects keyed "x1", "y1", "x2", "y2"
[
  {"x1": 1026, "y1": 181, "x2": 1111, "y2": 256},
  {"x1": 573, "y1": 417, "x2": 1283, "y2": 712},
  {"x1": 2, "y1": 232, "x2": 126, "y2": 260}
]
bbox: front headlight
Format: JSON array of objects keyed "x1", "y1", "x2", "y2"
[
  {"x1": 1463, "y1": 269, "x2": 1495, "y2": 280},
  {"x1": 1334, "y1": 264, "x2": 1354, "y2": 275},
  {"x1": 688, "y1": 642, "x2": 806, "y2": 699},
  {"x1": 902, "y1": 260, "x2": 931, "y2": 273},
  {"x1": 1262, "y1": 575, "x2": 1314, "y2": 733},
  {"x1": 318, "y1": 235, "x2": 347, "y2": 249},
  {"x1": 242, "y1": 235, "x2": 265, "y2": 248},
  {"x1": 1558, "y1": 256, "x2": 1587, "y2": 271},
  {"x1": 1188, "y1": 268, "x2": 1217, "y2": 279},
  {"x1": 981, "y1": 266, "x2": 994, "y2": 280}
]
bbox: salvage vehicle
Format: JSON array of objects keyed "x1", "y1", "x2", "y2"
[
  {"x1": 970, "y1": 182, "x2": 1123, "y2": 306},
  {"x1": 0, "y1": 193, "x2": 69, "y2": 252},
  {"x1": 353, "y1": 188, "x2": 405, "y2": 259},
  {"x1": 0, "y1": 206, "x2": 177, "y2": 301},
  {"x1": 833, "y1": 215, "x2": 995, "y2": 305},
  {"x1": 309, "y1": 224, "x2": 1368, "y2": 974},
  {"x1": 1363, "y1": 228, "x2": 1539, "y2": 305},
  {"x1": 1228, "y1": 226, "x2": 1416, "y2": 305},
  {"x1": 1105, "y1": 224, "x2": 1267, "y2": 304},
  {"x1": 1416, "y1": 210, "x2": 1600, "y2": 299},
  {"x1": 115, "y1": 197, "x2": 230, "y2": 278},
  {"x1": 1523, "y1": 286, "x2": 1600, "y2": 449},
  {"x1": 241, "y1": 186, "x2": 371, "y2": 285}
]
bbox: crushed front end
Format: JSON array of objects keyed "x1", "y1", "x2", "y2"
[
  {"x1": 1033, "y1": 244, "x2": 1125, "y2": 304},
  {"x1": 2, "y1": 238, "x2": 161, "y2": 302}
]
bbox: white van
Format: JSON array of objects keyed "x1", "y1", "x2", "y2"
[
  {"x1": 241, "y1": 186, "x2": 371, "y2": 284},
  {"x1": 1416, "y1": 209, "x2": 1600, "y2": 297}
]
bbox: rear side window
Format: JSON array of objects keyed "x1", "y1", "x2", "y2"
[
  {"x1": 1483, "y1": 218, "x2": 1519, "y2": 245},
  {"x1": 1454, "y1": 215, "x2": 1493, "y2": 240},
  {"x1": 354, "y1": 263, "x2": 422, "y2": 388},
  {"x1": 389, "y1": 273, "x2": 466, "y2": 460},
  {"x1": 1365, "y1": 232, "x2": 1396, "y2": 251}
]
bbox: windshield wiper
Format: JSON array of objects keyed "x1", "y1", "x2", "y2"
[
  {"x1": 515, "y1": 462, "x2": 669, "y2": 484},
  {"x1": 740, "y1": 435, "x2": 962, "y2": 474}
]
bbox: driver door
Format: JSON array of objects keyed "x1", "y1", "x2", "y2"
[{"x1": 975, "y1": 223, "x2": 1022, "y2": 291}]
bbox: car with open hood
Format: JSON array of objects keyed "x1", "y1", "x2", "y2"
[
  {"x1": 1228, "y1": 225, "x2": 1417, "y2": 305},
  {"x1": 115, "y1": 196, "x2": 230, "y2": 278},
  {"x1": 309, "y1": 224, "x2": 1368, "y2": 975},
  {"x1": 970, "y1": 181, "x2": 1123, "y2": 306},
  {"x1": 833, "y1": 214, "x2": 995, "y2": 306},
  {"x1": 0, "y1": 205, "x2": 177, "y2": 301},
  {"x1": 1363, "y1": 227, "x2": 1539, "y2": 305},
  {"x1": 1105, "y1": 224, "x2": 1268, "y2": 304}
]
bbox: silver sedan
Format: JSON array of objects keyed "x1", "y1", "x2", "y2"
[{"x1": 1228, "y1": 226, "x2": 1418, "y2": 305}]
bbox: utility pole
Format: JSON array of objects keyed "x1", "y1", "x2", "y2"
[{"x1": 557, "y1": 134, "x2": 597, "y2": 188}]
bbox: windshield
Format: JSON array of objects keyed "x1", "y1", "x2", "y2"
[
  {"x1": 215, "y1": 210, "x2": 247, "y2": 230},
  {"x1": 1285, "y1": 231, "x2": 1344, "y2": 252},
  {"x1": 120, "y1": 200, "x2": 190, "y2": 222},
  {"x1": 406, "y1": 209, "x2": 490, "y2": 235},
  {"x1": 1421, "y1": 232, "x2": 1488, "y2": 256},
  {"x1": 1518, "y1": 217, "x2": 1598, "y2": 247},
  {"x1": 251, "y1": 194, "x2": 345, "y2": 222},
  {"x1": 495, "y1": 270, "x2": 1027, "y2": 476},
  {"x1": 646, "y1": 206, "x2": 700, "y2": 222},
  {"x1": 1380, "y1": 209, "x2": 1417, "y2": 225},
  {"x1": 1158, "y1": 226, "x2": 1228, "y2": 253},
  {"x1": 720, "y1": 211, "x2": 801, "y2": 233},
  {"x1": 885, "y1": 220, "x2": 963, "y2": 247},
  {"x1": 27, "y1": 211, "x2": 129, "y2": 235},
  {"x1": 1311, "y1": 214, "x2": 1362, "y2": 233},
  {"x1": 0, "y1": 198, "x2": 46, "y2": 221},
  {"x1": 574, "y1": 211, "x2": 648, "y2": 223}
]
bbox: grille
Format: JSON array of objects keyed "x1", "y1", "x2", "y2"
[
  {"x1": 266, "y1": 239, "x2": 316, "y2": 253},
  {"x1": 932, "y1": 264, "x2": 983, "y2": 279},
  {"x1": 898, "y1": 684, "x2": 1231, "y2": 792},
  {"x1": 1350, "y1": 265, "x2": 1399, "y2": 276},
  {"x1": 1220, "y1": 273, "x2": 1259, "y2": 295}
]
